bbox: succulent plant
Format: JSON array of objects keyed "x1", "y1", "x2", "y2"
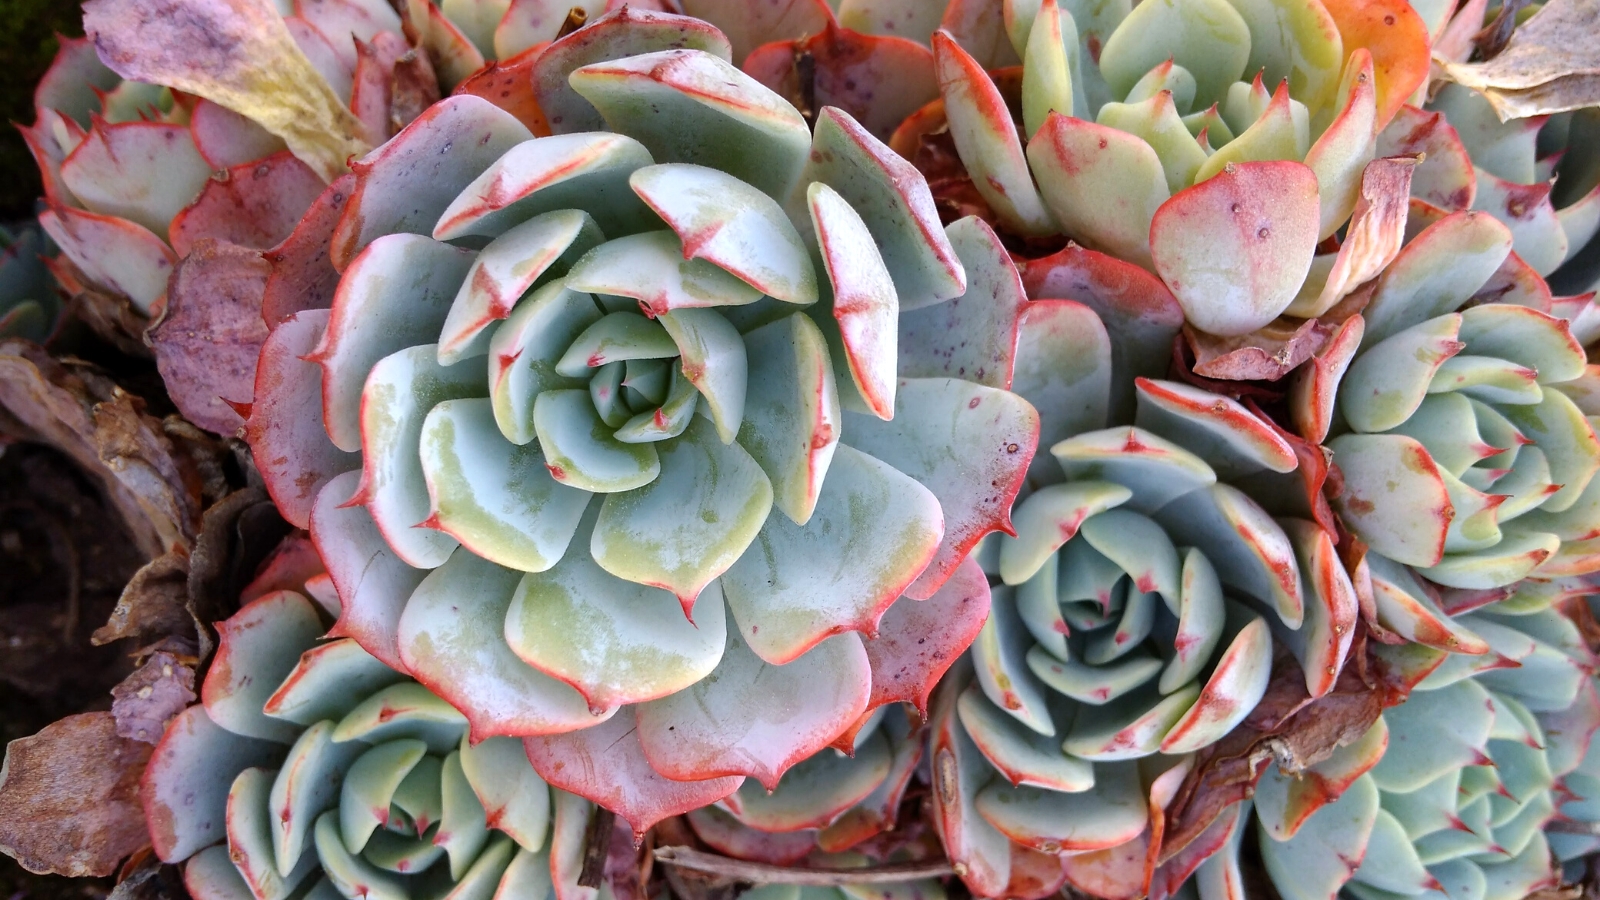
[
  {"x1": 246, "y1": 8, "x2": 1035, "y2": 839},
  {"x1": 870, "y1": 0, "x2": 1438, "y2": 341},
  {"x1": 1243, "y1": 576, "x2": 1600, "y2": 900},
  {"x1": 144, "y1": 586, "x2": 582, "y2": 900},
  {"x1": 0, "y1": 225, "x2": 60, "y2": 342},
  {"x1": 919, "y1": 242, "x2": 1359, "y2": 898},
  {"x1": 1304, "y1": 207, "x2": 1600, "y2": 599}
]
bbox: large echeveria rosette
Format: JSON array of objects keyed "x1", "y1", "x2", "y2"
[
  {"x1": 246, "y1": 23, "x2": 1037, "y2": 841},
  {"x1": 1234, "y1": 580, "x2": 1600, "y2": 900},
  {"x1": 924, "y1": 245, "x2": 1360, "y2": 900},
  {"x1": 144, "y1": 587, "x2": 588, "y2": 900},
  {"x1": 1308, "y1": 208, "x2": 1600, "y2": 616}
]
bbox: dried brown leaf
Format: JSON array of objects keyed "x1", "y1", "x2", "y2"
[
  {"x1": 82, "y1": 0, "x2": 370, "y2": 181},
  {"x1": 148, "y1": 240, "x2": 271, "y2": 437},
  {"x1": 93, "y1": 548, "x2": 190, "y2": 647},
  {"x1": 0, "y1": 712, "x2": 153, "y2": 877},
  {"x1": 1441, "y1": 0, "x2": 1600, "y2": 118},
  {"x1": 0, "y1": 342, "x2": 202, "y2": 558},
  {"x1": 110, "y1": 651, "x2": 197, "y2": 744},
  {"x1": 1185, "y1": 317, "x2": 1332, "y2": 382}
]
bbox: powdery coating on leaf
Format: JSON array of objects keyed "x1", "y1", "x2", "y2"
[
  {"x1": 149, "y1": 240, "x2": 271, "y2": 436},
  {"x1": 0, "y1": 713, "x2": 154, "y2": 877},
  {"x1": 112, "y1": 651, "x2": 198, "y2": 744},
  {"x1": 864, "y1": 555, "x2": 992, "y2": 714},
  {"x1": 523, "y1": 707, "x2": 743, "y2": 838}
]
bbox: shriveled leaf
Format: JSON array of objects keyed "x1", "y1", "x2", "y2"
[
  {"x1": 0, "y1": 713, "x2": 153, "y2": 877},
  {"x1": 1440, "y1": 0, "x2": 1600, "y2": 119},
  {"x1": 149, "y1": 240, "x2": 270, "y2": 436},
  {"x1": 82, "y1": 0, "x2": 370, "y2": 181}
]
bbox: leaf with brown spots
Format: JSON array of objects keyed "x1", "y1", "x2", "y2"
[{"x1": 0, "y1": 712, "x2": 153, "y2": 877}]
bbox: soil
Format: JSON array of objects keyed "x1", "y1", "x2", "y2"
[{"x1": 0, "y1": 436, "x2": 148, "y2": 900}]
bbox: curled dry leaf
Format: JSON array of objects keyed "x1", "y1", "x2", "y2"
[
  {"x1": 1157, "y1": 635, "x2": 1407, "y2": 863},
  {"x1": 95, "y1": 487, "x2": 290, "y2": 659},
  {"x1": 0, "y1": 342, "x2": 209, "y2": 558},
  {"x1": 1184, "y1": 317, "x2": 1333, "y2": 382},
  {"x1": 0, "y1": 712, "x2": 153, "y2": 877},
  {"x1": 110, "y1": 651, "x2": 197, "y2": 744},
  {"x1": 82, "y1": 0, "x2": 370, "y2": 181},
  {"x1": 148, "y1": 240, "x2": 272, "y2": 436},
  {"x1": 44, "y1": 257, "x2": 153, "y2": 358},
  {"x1": 1440, "y1": 0, "x2": 1600, "y2": 118}
]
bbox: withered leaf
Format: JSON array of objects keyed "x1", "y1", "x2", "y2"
[
  {"x1": 1185, "y1": 318, "x2": 1332, "y2": 382},
  {"x1": 0, "y1": 342, "x2": 206, "y2": 558},
  {"x1": 148, "y1": 240, "x2": 271, "y2": 436},
  {"x1": 82, "y1": 0, "x2": 370, "y2": 181},
  {"x1": 93, "y1": 548, "x2": 191, "y2": 647},
  {"x1": 1440, "y1": 0, "x2": 1600, "y2": 118},
  {"x1": 111, "y1": 651, "x2": 197, "y2": 744},
  {"x1": 0, "y1": 712, "x2": 153, "y2": 877}
]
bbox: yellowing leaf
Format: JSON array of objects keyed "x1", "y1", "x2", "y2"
[{"x1": 83, "y1": 0, "x2": 370, "y2": 182}]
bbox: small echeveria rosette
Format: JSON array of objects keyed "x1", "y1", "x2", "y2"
[
  {"x1": 1235, "y1": 580, "x2": 1600, "y2": 900},
  {"x1": 878, "y1": 0, "x2": 1442, "y2": 347},
  {"x1": 246, "y1": 14, "x2": 1035, "y2": 845},
  {"x1": 1312, "y1": 207, "x2": 1600, "y2": 629},
  {"x1": 922, "y1": 245, "x2": 1360, "y2": 900},
  {"x1": 143, "y1": 587, "x2": 600, "y2": 900}
]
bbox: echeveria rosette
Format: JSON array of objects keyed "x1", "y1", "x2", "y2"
[
  {"x1": 1314, "y1": 208, "x2": 1600, "y2": 608},
  {"x1": 894, "y1": 0, "x2": 1434, "y2": 340},
  {"x1": 143, "y1": 587, "x2": 598, "y2": 900},
  {"x1": 923, "y1": 249, "x2": 1360, "y2": 900},
  {"x1": 1233, "y1": 582, "x2": 1600, "y2": 900},
  {"x1": 247, "y1": 25, "x2": 1037, "y2": 839},
  {"x1": 0, "y1": 225, "x2": 60, "y2": 342}
]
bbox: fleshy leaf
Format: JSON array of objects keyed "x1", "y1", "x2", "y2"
[
  {"x1": 844, "y1": 378, "x2": 1038, "y2": 599},
  {"x1": 736, "y1": 313, "x2": 841, "y2": 525},
  {"x1": 898, "y1": 217, "x2": 1026, "y2": 390},
  {"x1": 631, "y1": 163, "x2": 818, "y2": 306},
  {"x1": 635, "y1": 626, "x2": 870, "y2": 789},
  {"x1": 791, "y1": 107, "x2": 964, "y2": 310},
  {"x1": 864, "y1": 557, "x2": 992, "y2": 715},
  {"x1": 1028, "y1": 114, "x2": 1166, "y2": 271},
  {"x1": 144, "y1": 705, "x2": 283, "y2": 863},
  {"x1": 311, "y1": 471, "x2": 427, "y2": 672},
  {"x1": 1149, "y1": 161, "x2": 1321, "y2": 337},
  {"x1": 722, "y1": 443, "x2": 942, "y2": 665},
  {"x1": 524, "y1": 707, "x2": 742, "y2": 840},
  {"x1": 570, "y1": 49, "x2": 811, "y2": 200},
  {"x1": 809, "y1": 181, "x2": 899, "y2": 419},
  {"x1": 932, "y1": 30, "x2": 1054, "y2": 236},
  {"x1": 398, "y1": 548, "x2": 608, "y2": 740},
  {"x1": 204, "y1": 591, "x2": 326, "y2": 744},
  {"x1": 506, "y1": 505, "x2": 726, "y2": 712}
]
